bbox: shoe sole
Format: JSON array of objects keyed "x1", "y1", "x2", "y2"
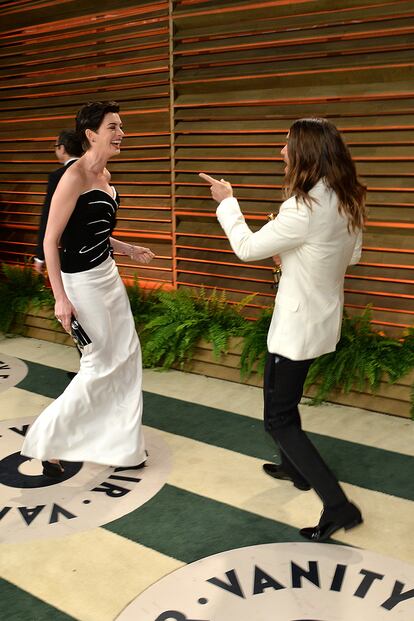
[
  {"x1": 344, "y1": 517, "x2": 364, "y2": 531},
  {"x1": 301, "y1": 516, "x2": 363, "y2": 542},
  {"x1": 42, "y1": 467, "x2": 65, "y2": 478},
  {"x1": 293, "y1": 481, "x2": 312, "y2": 491}
]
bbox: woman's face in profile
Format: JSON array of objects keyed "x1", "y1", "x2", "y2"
[{"x1": 93, "y1": 112, "x2": 124, "y2": 157}]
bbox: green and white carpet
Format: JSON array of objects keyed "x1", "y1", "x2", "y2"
[{"x1": 0, "y1": 337, "x2": 413, "y2": 620}]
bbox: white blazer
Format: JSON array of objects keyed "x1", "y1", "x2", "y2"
[{"x1": 216, "y1": 179, "x2": 362, "y2": 361}]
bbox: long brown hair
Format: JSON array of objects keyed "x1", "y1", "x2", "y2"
[{"x1": 283, "y1": 118, "x2": 367, "y2": 231}]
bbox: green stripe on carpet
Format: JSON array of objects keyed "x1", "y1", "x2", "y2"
[
  {"x1": 17, "y1": 360, "x2": 72, "y2": 400},
  {"x1": 0, "y1": 578, "x2": 77, "y2": 621},
  {"x1": 17, "y1": 359, "x2": 414, "y2": 501},
  {"x1": 104, "y1": 484, "x2": 304, "y2": 563},
  {"x1": 143, "y1": 393, "x2": 414, "y2": 501}
]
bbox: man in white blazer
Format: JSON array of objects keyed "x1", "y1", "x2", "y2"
[{"x1": 200, "y1": 117, "x2": 367, "y2": 542}]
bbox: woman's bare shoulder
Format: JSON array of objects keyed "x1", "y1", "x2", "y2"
[
  {"x1": 54, "y1": 160, "x2": 90, "y2": 199},
  {"x1": 64, "y1": 159, "x2": 85, "y2": 180},
  {"x1": 62, "y1": 160, "x2": 89, "y2": 189}
]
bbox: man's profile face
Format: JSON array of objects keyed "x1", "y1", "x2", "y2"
[{"x1": 54, "y1": 142, "x2": 66, "y2": 164}]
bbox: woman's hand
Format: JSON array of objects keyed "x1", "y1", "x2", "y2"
[
  {"x1": 199, "y1": 173, "x2": 233, "y2": 203},
  {"x1": 54, "y1": 296, "x2": 77, "y2": 333},
  {"x1": 32, "y1": 258, "x2": 45, "y2": 274},
  {"x1": 129, "y1": 245, "x2": 155, "y2": 264}
]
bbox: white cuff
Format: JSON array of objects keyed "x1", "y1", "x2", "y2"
[{"x1": 216, "y1": 196, "x2": 240, "y2": 219}]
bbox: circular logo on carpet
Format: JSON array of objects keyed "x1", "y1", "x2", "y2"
[
  {"x1": 0, "y1": 417, "x2": 170, "y2": 543},
  {"x1": 117, "y1": 543, "x2": 414, "y2": 620},
  {"x1": 0, "y1": 353, "x2": 28, "y2": 393}
]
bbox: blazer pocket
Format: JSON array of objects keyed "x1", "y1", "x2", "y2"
[{"x1": 276, "y1": 295, "x2": 300, "y2": 312}]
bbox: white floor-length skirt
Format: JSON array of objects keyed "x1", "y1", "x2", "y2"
[{"x1": 21, "y1": 256, "x2": 146, "y2": 467}]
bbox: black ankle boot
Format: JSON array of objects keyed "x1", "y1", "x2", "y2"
[
  {"x1": 263, "y1": 463, "x2": 311, "y2": 491},
  {"x1": 300, "y1": 502, "x2": 363, "y2": 542},
  {"x1": 42, "y1": 461, "x2": 64, "y2": 478}
]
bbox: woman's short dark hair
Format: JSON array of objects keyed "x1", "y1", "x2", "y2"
[
  {"x1": 57, "y1": 129, "x2": 83, "y2": 157},
  {"x1": 76, "y1": 101, "x2": 120, "y2": 151}
]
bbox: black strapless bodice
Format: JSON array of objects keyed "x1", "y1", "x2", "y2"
[{"x1": 60, "y1": 188, "x2": 118, "y2": 273}]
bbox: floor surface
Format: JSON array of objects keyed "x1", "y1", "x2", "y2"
[{"x1": 0, "y1": 336, "x2": 413, "y2": 620}]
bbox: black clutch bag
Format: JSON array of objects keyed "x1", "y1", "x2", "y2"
[{"x1": 70, "y1": 316, "x2": 91, "y2": 349}]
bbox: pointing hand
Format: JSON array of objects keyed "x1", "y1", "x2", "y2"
[{"x1": 199, "y1": 173, "x2": 233, "y2": 203}]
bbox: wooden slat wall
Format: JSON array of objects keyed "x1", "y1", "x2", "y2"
[
  {"x1": 173, "y1": 0, "x2": 414, "y2": 333},
  {"x1": 0, "y1": 0, "x2": 413, "y2": 334},
  {"x1": 0, "y1": 0, "x2": 173, "y2": 286}
]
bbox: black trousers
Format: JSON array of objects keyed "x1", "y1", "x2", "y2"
[{"x1": 263, "y1": 352, "x2": 348, "y2": 510}]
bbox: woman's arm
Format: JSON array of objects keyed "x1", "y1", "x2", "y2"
[
  {"x1": 109, "y1": 237, "x2": 154, "y2": 264},
  {"x1": 44, "y1": 168, "x2": 81, "y2": 332}
]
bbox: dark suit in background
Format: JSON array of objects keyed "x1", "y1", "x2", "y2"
[
  {"x1": 35, "y1": 159, "x2": 77, "y2": 261},
  {"x1": 34, "y1": 128, "x2": 83, "y2": 266},
  {"x1": 33, "y1": 130, "x2": 83, "y2": 375}
]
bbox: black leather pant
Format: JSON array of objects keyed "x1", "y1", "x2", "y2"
[{"x1": 263, "y1": 352, "x2": 348, "y2": 509}]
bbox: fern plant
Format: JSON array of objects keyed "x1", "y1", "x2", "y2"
[
  {"x1": 141, "y1": 288, "x2": 249, "y2": 369},
  {"x1": 239, "y1": 307, "x2": 272, "y2": 379},
  {"x1": 239, "y1": 305, "x2": 414, "y2": 417},
  {"x1": 304, "y1": 308, "x2": 414, "y2": 404},
  {"x1": 0, "y1": 263, "x2": 54, "y2": 333},
  {"x1": 125, "y1": 277, "x2": 162, "y2": 328}
]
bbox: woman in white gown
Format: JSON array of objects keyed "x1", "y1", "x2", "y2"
[{"x1": 21, "y1": 101, "x2": 154, "y2": 476}]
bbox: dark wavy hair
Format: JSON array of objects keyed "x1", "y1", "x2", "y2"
[
  {"x1": 284, "y1": 118, "x2": 367, "y2": 231},
  {"x1": 75, "y1": 101, "x2": 120, "y2": 151}
]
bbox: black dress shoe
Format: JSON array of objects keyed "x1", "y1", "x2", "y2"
[
  {"x1": 42, "y1": 460, "x2": 65, "y2": 478},
  {"x1": 263, "y1": 463, "x2": 311, "y2": 491},
  {"x1": 300, "y1": 502, "x2": 363, "y2": 542}
]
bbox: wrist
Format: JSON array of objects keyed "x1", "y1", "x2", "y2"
[{"x1": 55, "y1": 292, "x2": 68, "y2": 303}]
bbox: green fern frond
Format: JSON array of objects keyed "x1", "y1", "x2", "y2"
[
  {"x1": 305, "y1": 310, "x2": 414, "y2": 408},
  {"x1": 239, "y1": 308, "x2": 272, "y2": 379},
  {"x1": 125, "y1": 278, "x2": 161, "y2": 327}
]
